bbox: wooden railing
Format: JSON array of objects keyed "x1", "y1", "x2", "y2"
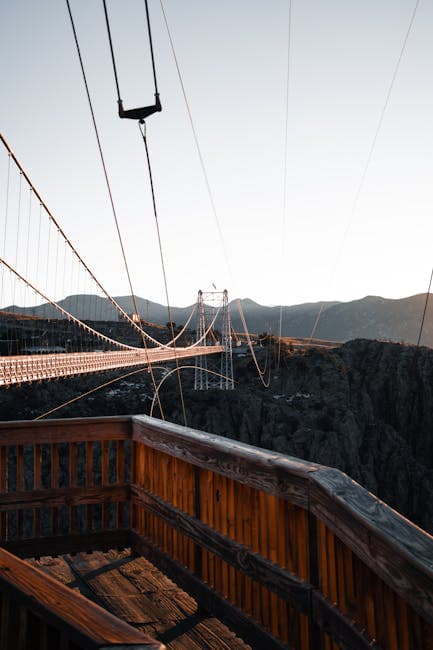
[
  {"x1": 0, "y1": 415, "x2": 433, "y2": 649},
  {"x1": 0, "y1": 545, "x2": 162, "y2": 649}
]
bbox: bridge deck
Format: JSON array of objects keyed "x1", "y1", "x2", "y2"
[
  {"x1": 0, "y1": 345, "x2": 224, "y2": 386},
  {"x1": 29, "y1": 548, "x2": 250, "y2": 649}
]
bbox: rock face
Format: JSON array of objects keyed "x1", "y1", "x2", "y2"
[
  {"x1": 161, "y1": 339, "x2": 433, "y2": 533},
  {"x1": 2, "y1": 338, "x2": 433, "y2": 533}
]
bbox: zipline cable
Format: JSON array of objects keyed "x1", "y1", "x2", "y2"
[
  {"x1": 104, "y1": 0, "x2": 187, "y2": 423},
  {"x1": 309, "y1": 0, "x2": 420, "y2": 341},
  {"x1": 139, "y1": 120, "x2": 188, "y2": 426},
  {"x1": 65, "y1": 0, "x2": 165, "y2": 418}
]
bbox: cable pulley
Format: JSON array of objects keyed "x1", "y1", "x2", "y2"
[{"x1": 103, "y1": 0, "x2": 162, "y2": 121}]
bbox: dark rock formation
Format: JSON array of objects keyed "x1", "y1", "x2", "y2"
[{"x1": 2, "y1": 338, "x2": 433, "y2": 533}]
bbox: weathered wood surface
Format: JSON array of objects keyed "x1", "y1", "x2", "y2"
[
  {"x1": 0, "y1": 416, "x2": 132, "y2": 444},
  {"x1": 0, "y1": 485, "x2": 128, "y2": 510},
  {"x1": 131, "y1": 487, "x2": 377, "y2": 649},
  {"x1": 311, "y1": 468, "x2": 433, "y2": 626},
  {"x1": 32, "y1": 548, "x2": 251, "y2": 650},
  {"x1": 0, "y1": 546, "x2": 162, "y2": 648},
  {"x1": 132, "y1": 415, "x2": 323, "y2": 508},
  {"x1": 131, "y1": 482, "x2": 310, "y2": 611},
  {"x1": 131, "y1": 532, "x2": 284, "y2": 650}
]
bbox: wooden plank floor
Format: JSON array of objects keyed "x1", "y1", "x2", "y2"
[{"x1": 27, "y1": 549, "x2": 251, "y2": 649}]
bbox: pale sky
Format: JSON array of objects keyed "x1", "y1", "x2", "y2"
[{"x1": 1, "y1": 1, "x2": 432, "y2": 308}]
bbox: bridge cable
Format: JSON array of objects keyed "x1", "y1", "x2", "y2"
[
  {"x1": 309, "y1": 0, "x2": 420, "y2": 342},
  {"x1": 33, "y1": 366, "x2": 159, "y2": 420},
  {"x1": 149, "y1": 365, "x2": 236, "y2": 418},
  {"x1": 160, "y1": 0, "x2": 270, "y2": 388},
  {"x1": 0, "y1": 153, "x2": 11, "y2": 307},
  {"x1": 0, "y1": 257, "x2": 138, "y2": 350},
  {"x1": 1, "y1": 130, "x2": 199, "y2": 352},
  {"x1": 138, "y1": 120, "x2": 188, "y2": 426},
  {"x1": 277, "y1": 0, "x2": 293, "y2": 369},
  {"x1": 104, "y1": 0, "x2": 187, "y2": 423},
  {"x1": 65, "y1": 0, "x2": 165, "y2": 418},
  {"x1": 416, "y1": 268, "x2": 433, "y2": 348},
  {"x1": 0, "y1": 136, "x2": 163, "y2": 349},
  {"x1": 159, "y1": 0, "x2": 230, "y2": 276},
  {"x1": 65, "y1": 0, "x2": 146, "y2": 347}
]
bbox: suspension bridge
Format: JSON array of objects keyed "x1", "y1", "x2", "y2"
[{"x1": 0, "y1": 131, "x2": 228, "y2": 389}]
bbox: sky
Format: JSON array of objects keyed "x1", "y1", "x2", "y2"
[{"x1": 1, "y1": 0, "x2": 432, "y2": 308}]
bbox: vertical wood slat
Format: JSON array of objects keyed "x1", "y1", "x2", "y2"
[
  {"x1": 51, "y1": 444, "x2": 59, "y2": 535},
  {"x1": 17, "y1": 605, "x2": 27, "y2": 650},
  {"x1": 86, "y1": 442, "x2": 93, "y2": 533},
  {"x1": 101, "y1": 441, "x2": 109, "y2": 530},
  {"x1": 33, "y1": 445, "x2": 41, "y2": 537},
  {"x1": 0, "y1": 593, "x2": 9, "y2": 650},
  {"x1": 116, "y1": 440, "x2": 125, "y2": 529},
  {"x1": 17, "y1": 446, "x2": 24, "y2": 539},
  {"x1": 69, "y1": 443, "x2": 77, "y2": 534},
  {"x1": 0, "y1": 448, "x2": 7, "y2": 540},
  {"x1": 259, "y1": 490, "x2": 270, "y2": 630},
  {"x1": 227, "y1": 477, "x2": 236, "y2": 604}
]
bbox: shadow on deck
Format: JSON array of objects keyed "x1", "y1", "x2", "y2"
[{"x1": 29, "y1": 549, "x2": 249, "y2": 649}]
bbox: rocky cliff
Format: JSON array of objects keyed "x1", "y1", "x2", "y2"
[
  {"x1": 160, "y1": 339, "x2": 433, "y2": 533},
  {"x1": 2, "y1": 338, "x2": 433, "y2": 533}
]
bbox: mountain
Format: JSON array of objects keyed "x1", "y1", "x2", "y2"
[{"x1": 3, "y1": 292, "x2": 433, "y2": 347}]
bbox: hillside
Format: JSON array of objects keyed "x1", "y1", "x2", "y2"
[{"x1": 4, "y1": 292, "x2": 433, "y2": 346}]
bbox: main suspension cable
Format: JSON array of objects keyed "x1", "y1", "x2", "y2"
[{"x1": 0, "y1": 132, "x2": 159, "y2": 345}]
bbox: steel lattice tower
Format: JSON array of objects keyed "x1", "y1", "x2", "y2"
[{"x1": 194, "y1": 290, "x2": 234, "y2": 390}]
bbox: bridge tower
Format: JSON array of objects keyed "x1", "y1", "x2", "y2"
[{"x1": 194, "y1": 290, "x2": 234, "y2": 390}]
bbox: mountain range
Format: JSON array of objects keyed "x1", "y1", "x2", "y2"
[{"x1": 3, "y1": 293, "x2": 433, "y2": 347}]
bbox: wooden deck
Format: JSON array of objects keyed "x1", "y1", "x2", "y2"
[
  {"x1": 28, "y1": 549, "x2": 251, "y2": 650},
  {"x1": 2, "y1": 415, "x2": 433, "y2": 648}
]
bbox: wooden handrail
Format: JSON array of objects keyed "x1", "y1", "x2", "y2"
[
  {"x1": 0, "y1": 546, "x2": 163, "y2": 648},
  {"x1": 131, "y1": 415, "x2": 433, "y2": 625},
  {"x1": 0, "y1": 415, "x2": 132, "y2": 444}
]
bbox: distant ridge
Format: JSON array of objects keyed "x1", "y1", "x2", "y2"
[{"x1": 3, "y1": 293, "x2": 433, "y2": 347}]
